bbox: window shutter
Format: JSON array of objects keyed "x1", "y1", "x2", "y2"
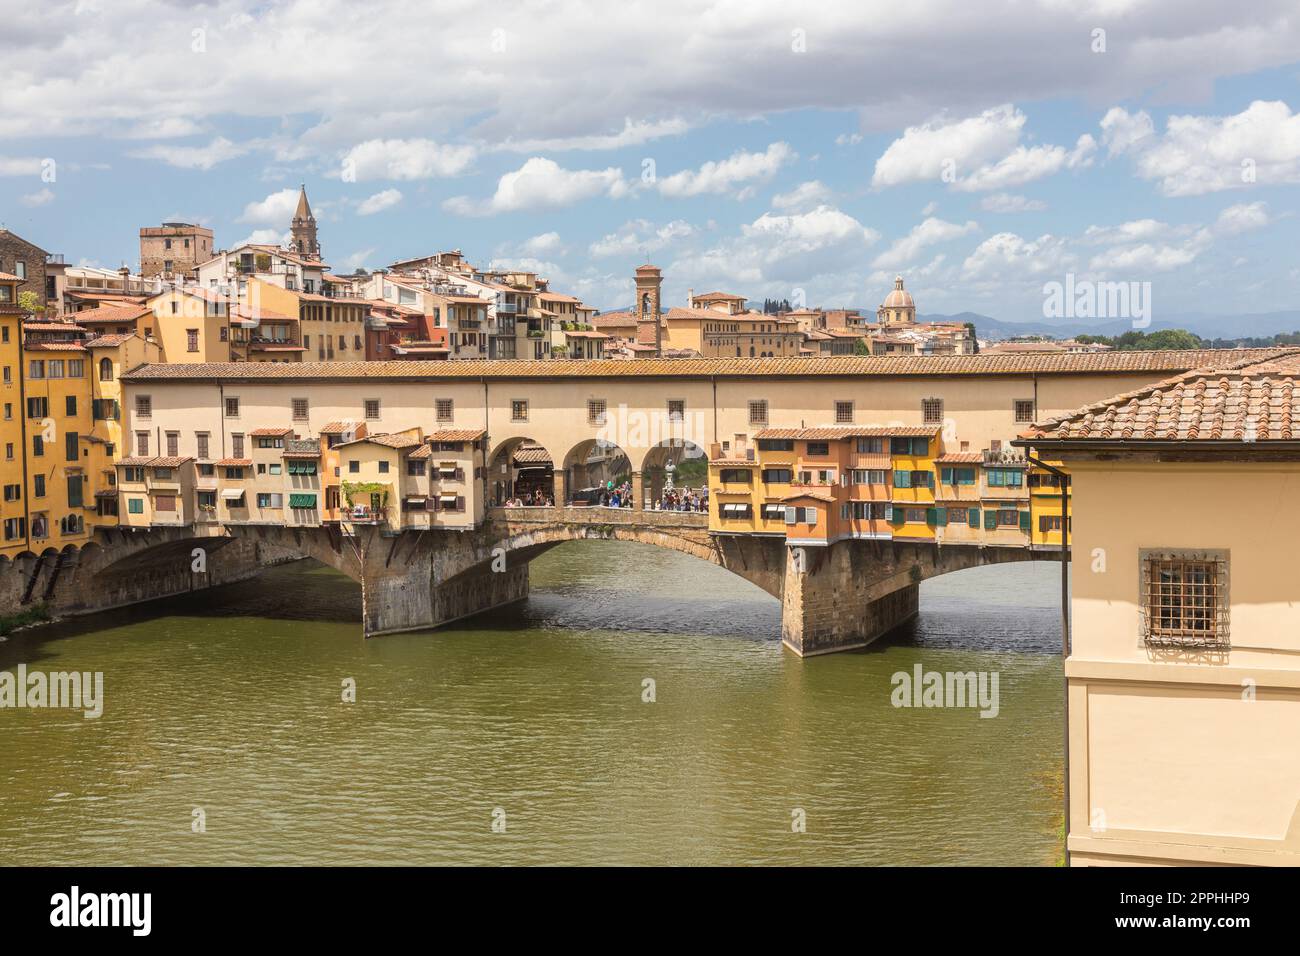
[
  {"x1": 894, "y1": 470, "x2": 910, "y2": 488},
  {"x1": 431, "y1": 496, "x2": 440, "y2": 511},
  {"x1": 968, "y1": 507, "x2": 979, "y2": 528},
  {"x1": 935, "y1": 507, "x2": 947, "y2": 526},
  {"x1": 456, "y1": 496, "x2": 465, "y2": 512},
  {"x1": 926, "y1": 507, "x2": 937, "y2": 526},
  {"x1": 984, "y1": 510, "x2": 997, "y2": 530},
  {"x1": 890, "y1": 506, "x2": 906, "y2": 526},
  {"x1": 1019, "y1": 510, "x2": 1031, "y2": 533},
  {"x1": 454, "y1": 467, "x2": 464, "y2": 481},
  {"x1": 785, "y1": 507, "x2": 797, "y2": 525},
  {"x1": 941, "y1": 467, "x2": 952, "y2": 485}
]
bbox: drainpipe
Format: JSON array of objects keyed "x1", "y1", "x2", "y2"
[{"x1": 1028, "y1": 453, "x2": 1070, "y2": 866}]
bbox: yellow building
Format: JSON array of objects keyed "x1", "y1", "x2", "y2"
[
  {"x1": 888, "y1": 429, "x2": 939, "y2": 540},
  {"x1": 250, "y1": 277, "x2": 365, "y2": 363},
  {"x1": 1028, "y1": 459, "x2": 1068, "y2": 548},
  {"x1": 0, "y1": 273, "x2": 26, "y2": 554}
]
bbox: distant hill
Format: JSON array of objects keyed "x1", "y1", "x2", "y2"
[{"x1": 921, "y1": 311, "x2": 1300, "y2": 342}]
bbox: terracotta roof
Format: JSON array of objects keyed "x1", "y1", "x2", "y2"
[
  {"x1": 1021, "y1": 353, "x2": 1300, "y2": 444},
  {"x1": 85, "y1": 333, "x2": 137, "y2": 348},
  {"x1": 250, "y1": 427, "x2": 293, "y2": 436},
  {"x1": 72, "y1": 303, "x2": 153, "y2": 324},
  {"x1": 338, "y1": 432, "x2": 423, "y2": 450},
  {"x1": 23, "y1": 321, "x2": 84, "y2": 331},
  {"x1": 935, "y1": 452, "x2": 984, "y2": 464},
  {"x1": 710, "y1": 458, "x2": 756, "y2": 467},
  {"x1": 148, "y1": 456, "x2": 193, "y2": 468},
  {"x1": 693, "y1": 291, "x2": 745, "y2": 301},
  {"x1": 319, "y1": 421, "x2": 361, "y2": 434},
  {"x1": 408, "y1": 444, "x2": 432, "y2": 460},
  {"x1": 512, "y1": 445, "x2": 553, "y2": 464},
  {"x1": 216, "y1": 458, "x2": 252, "y2": 467},
  {"x1": 0, "y1": 271, "x2": 21, "y2": 282},
  {"x1": 755, "y1": 425, "x2": 939, "y2": 440},
  {"x1": 429, "y1": 428, "x2": 486, "y2": 442},
  {"x1": 25, "y1": 342, "x2": 87, "y2": 352},
  {"x1": 781, "y1": 489, "x2": 836, "y2": 502},
  {"x1": 116, "y1": 456, "x2": 156, "y2": 467},
  {"x1": 120, "y1": 350, "x2": 1296, "y2": 383}
]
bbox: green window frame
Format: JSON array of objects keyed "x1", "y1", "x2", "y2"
[{"x1": 128, "y1": 497, "x2": 144, "y2": 514}]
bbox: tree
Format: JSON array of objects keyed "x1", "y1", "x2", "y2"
[
  {"x1": 17, "y1": 291, "x2": 42, "y2": 316},
  {"x1": 852, "y1": 337, "x2": 871, "y2": 356}
]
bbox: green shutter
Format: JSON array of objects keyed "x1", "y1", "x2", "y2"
[
  {"x1": 984, "y1": 510, "x2": 996, "y2": 530},
  {"x1": 934, "y1": 506, "x2": 947, "y2": 527},
  {"x1": 1019, "y1": 510, "x2": 1031, "y2": 532},
  {"x1": 289, "y1": 493, "x2": 317, "y2": 509},
  {"x1": 968, "y1": 507, "x2": 979, "y2": 528},
  {"x1": 940, "y1": 467, "x2": 952, "y2": 485},
  {"x1": 890, "y1": 505, "x2": 906, "y2": 526},
  {"x1": 894, "y1": 470, "x2": 910, "y2": 488}
]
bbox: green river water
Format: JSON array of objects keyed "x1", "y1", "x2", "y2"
[{"x1": 0, "y1": 541, "x2": 1064, "y2": 865}]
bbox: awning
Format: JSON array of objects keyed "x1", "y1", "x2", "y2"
[
  {"x1": 405, "y1": 496, "x2": 426, "y2": 504},
  {"x1": 288, "y1": 494, "x2": 317, "y2": 508},
  {"x1": 438, "y1": 494, "x2": 459, "y2": 504},
  {"x1": 221, "y1": 489, "x2": 246, "y2": 500}
]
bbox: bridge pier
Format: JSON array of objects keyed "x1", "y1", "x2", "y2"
[{"x1": 780, "y1": 539, "x2": 921, "y2": 656}]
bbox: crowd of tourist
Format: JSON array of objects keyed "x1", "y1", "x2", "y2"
[
  {"x1": 503, "y1": 489, "x2": 554, "y2": 507},
  {"x1": 653, "y1": 486, "x2": 708, "y2": 512}
]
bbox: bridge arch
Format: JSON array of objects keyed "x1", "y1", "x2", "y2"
[
  {"x1": 560, "y1": 438, "x2": 632, "y2": 506},
  {"x1": 641, "y1": 438, "x2": 709, "y2": 507}
]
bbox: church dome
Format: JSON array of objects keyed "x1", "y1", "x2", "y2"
[{"x1": 881, "y1": 275, "x2": 914, "y2": 309}]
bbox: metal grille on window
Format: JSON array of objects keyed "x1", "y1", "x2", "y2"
[{"x1": 1141, "y1": 553, "x2": 1229, "y2": 648}]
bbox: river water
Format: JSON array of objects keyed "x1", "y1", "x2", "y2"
[{"x1": 0, "y1": 542, "x2": 1064, "y2": 866}]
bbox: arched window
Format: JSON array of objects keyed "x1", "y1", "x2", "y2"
[{"x1": 99, "y1": 357, "x2": 113, "y2": 381}]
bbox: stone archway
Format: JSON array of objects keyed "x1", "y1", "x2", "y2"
[
  {"x1": 641, "y1": 438, "x2": 709, "y2": 510},
  {"x1": 487, "y1": 436, "x2": 558, "y2": 507},
  {"x1": 561, "y1": 438, "x2": 632, "y2": 507}
]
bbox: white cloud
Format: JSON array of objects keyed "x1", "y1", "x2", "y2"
[
  {"x1": 874, "y1": 105, "x2": 1093, "y2": 192},
  {"x1": 657, "y1": 143, "x2": 795, "y2": 198},
  {"x1": 130, "y1": 137, "x2": 249, "y2": 170},
  {"x1": 237, "y1": 188, "x2": 301, "y2": 225},
  {"x1": 517, "y1": 232, "x2": 567, "y2": 256},
  {"x1": 1087, "y1": 229, "x2": 1212, "y2": 272},
  {"x1": 19, "y1": 187, "x2": 54, "y2": 207},
  {"x1": 0, "y1": 156, "x2": 44, "y2": 177},
  {"x1": 1102, "y1": 100, "x2": 1300, "y2": 196},
  {"x1": 1215, "y1": 201, "x2": 1270, "y2": 235},
  {"x1": 341, "y1": 248, "x2": 376, "y2": 271},
  {"x1": 872, "y1": 218, "x2": 978, "y2": 269},
  {"x1": 355, "y1": 188, "x2": 403, "y2": 215},
  {"x1": 961, "y1": 232, "x2": 1073, "y2": 281},
  {"x1": 443, "y1": 157, "x2": 628, "y2": 216},
  {"x1": 589, "y1": 219, "x2": 697, "y2": 259},
  {"x1": 771, "y1": 180, "x2": 832, "y2": 212},
  {"x1": 979, "y1": 193, "x2": 1047, "y2": 213},
  {"x1": 835, "y1": 132, "x2": 863, "y2": 146},
  {"x1": 493, "y1": 117, "x2": 689, "y2": 153},
  {"x1": 921, "y1": 201, "x2": 939, "y2": 216},
  {"x1": 340, "y1": 138, "x2": 476, "y2": 180}
]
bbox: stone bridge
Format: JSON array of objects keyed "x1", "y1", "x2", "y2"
[{"x1": 4, "y1": 507, "x2": 1056, "y2": 656}]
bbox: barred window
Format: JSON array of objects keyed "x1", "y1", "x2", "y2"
[
  {"x1": 835, "y1": 400, "x2": 854, "y2": 424},
  {"x1": 588, "y1": 399, "x2": 606, "y2": 425},
  {"x1": 436, "y1": 399, "x2": 454, "y2": 423},
  {"x1": 135, "y1": 395, "x2": 152, "y2": 419},
  {"x1": 667, "y1": 399, "x2": 685, "y2": 422},
  {"x1": 1014, "y1": 399, "x2": 1035, "y2": 424},
  {"x1": 292, "y1": 398, "x2": 309, "y2": 421},
  {"x1": 1141, "y1": 551, "x2": 1229, "y2": 648},
  {"x1": 748, "y1": 400, "x2": 768, "y2": 425},
  {"x1": 511, "y1": 400, "x2": 528, "y2": 422},
  {"x1": 922, "y1": 398, "x2": 944, "y2": 424},
  {"x1": 364, "y1": 399, "x2": 380, "y2": 420}
]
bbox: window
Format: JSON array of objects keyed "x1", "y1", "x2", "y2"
[
  {"x1": 364, "y1": 399, "x2": 381, "y2": 420},
  {"x1": 135, "y1": 432, "x2": 149, "y2": 456},
  {"x1": 2, "y1": 484, "x2": 19, "y2": 502},
  {"x1": 128, "y1": 498, "x2": 144, "y2": 515},
  {"x1": 748, "y1": 400, "x2": 768, "y2": 426},
  {"x1": 99, "y1": 357, "x2": 113, "y2": 381},
  {"x1": 292, "y1": 398, "x2": 309, "y2": 421},
  {"x1": 905, "y1": 508, "x2": 926, "y2": 524},
  {"x1": 436, "y1": 399, "x2": 454, "y2": 423},
  {"x1": 667, "y1": 400, "x2": 685, "y2": 422},
  {"x1": 135, "y1": 395, "x2": 152, "y2": 419},
  {"x1": 34, "y1": 475, "x2": 45, "y2": 497},
  {"x1": 757, "y1": 438, "x2": 793, "y2": 452},
  {"x1": 26, "y1": 397, "x2": 48, "y2": 419},
  {"x1": 28, "y1": 360, "x2": 43, "y2": 379},
  {"x1": 835, "y1": 401, "x2": 854, "y2": 424},
  {"x1": 986, "y1": 467, "x2": 1023, "y2": 488},
  {"x1": 1141, "y1": 551, "x2": 1228, "y2": 648},
  {"x1": 47, "y1": 360, "x2": 64, "y2": 379},
  {"x1": 587, "y1": 400, "x2": 606, "y2": 425},
  {"x1": 851, "y1": 469, "x2": 887, "y2": 484},
  {"x1": 947, "y1": 507, "x2": 969, "y2": 524},
  {"x1": 922, "y1": 398, "x2": 944, "y2": 424},
  {"x1": 187, "y1": 329, "x2": 199, "y2": 352},
  {"x1": 196, "y1": 433, "x2": 210, "y2": 459},
  {"x1": 1039, "y1": 515, "x2": 1065, "y2": 533},
  {"x1": 851, "y1": 501, "x2": 890, "y2": 520},
  {"x1": 65, "y1": 395, "x2": 76, "y2": 416},
  {"x1": 225, "y1": 397, "x2": 239, "y2": 417},
  {"x1": 890, "y1": 436, "x2": 930, "y2": 456},
  {"x1": 68, "y1": 359, "x2": 84, "y2": 378},
  {"x1": 940, "y1": 467, "x2": 977, "y2": 485},
  {"x1": 231, "y1": 434, "x2": 244, "y2": 458},
  {"x1": 407, "y1": 460, "x2": 426, "y2": 477},
  {"x1": 15, "y1": 261, "x2": 25, "y2": 279},
  {"x1": 4, "y1": 517, "x2": 26, "y2": 540},
  {"x1": 996, "y1": 508, "x2": 1020, "y2": 527},
  {"x1": 761, "y1": 467, "x2": 792, "y2": 484},
  {"x1": 378, "y1": 461, "x2": 389, "y2": 474},
  {"x1": 855, "y1": 437, "x2": 883, "y2": 454},
  {"x1": 805, "y1": 441, "x2": 830, "y2": 457},
  {"x1": 166, "y1": 432, "x2": 179, "y2": 457},
  {"x1": 348, "y1": 460, "x2": 360, "y2": 474},
  {"x1": 256, "y1": 493, "x2": 284, "y2": 509},
  {"x1": 1014, "y1": 399, "x2": 1035, "y2": 424},
  {"x1": 781, "y1": 505, "x2": 817, "y2": 525},
  {"x1": 65, "y1": 431, "x2": 78, "y2": 462},
  {"x1": 511, "y1": 400, "x2": 528, "y2": 422},
  {"x1": 719, "y1": 468, "x2": 752, "y2": 484},
  {"x1": 717, "y1": 502, "x2": 753, "y2": 519},
  {"x1": 224, "y1": 466, "x2": 245, "y2": 480},
  {"x1": 154, "y1": 494, "x2": 177, "y2": 512}
]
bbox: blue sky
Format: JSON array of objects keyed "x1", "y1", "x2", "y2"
[{"x1": 3, "y1": 1, "x2": 1299, "y2": 327}]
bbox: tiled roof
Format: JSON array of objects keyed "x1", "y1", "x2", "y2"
[
  {"x1": 119, "y1": 350, "x2": 1297, "y2": 383},
  {"x1": 149, "y1": 456, "x2": 194, "y2": 468},
  {"x1": 250, "y1": 427, "x2": 293, "y2": 436},
  {"x1": 1021, "y1": 353, "x2": 1300, "y2": 444},
  {"x1": 710, "y1": 458, "x2": 756, "y2": 467},
  {"x1": 319, "y1": 421, "x2": 361, "y2": 434},
  {"x1": 0, "y1": 271, "x2": 21, "y2": 282},
  {"x1": 23, "y1": 321, "x2": 84, "y2": 331},
  {"x1": 935, "y1": 452, "x2": 985, "y2": 464},
  {"x1": 338, "y1": 432, "x2": 423, "y2": 449},
  {"x1": 755, "y1": 425, "x2": 939, "y2": 440},
  {"x1": 72, "y1": 303, "x2": 152, "y2": 324},
  {"x1": 408, "y1": 444, "x2": 432, "y2": 460},
  {"x1": 85, "y1": 333, "x2": 137, "y2": 348},
  {"x1": 216, "y1": 458, "x2": 252, "y2": 467},
  {"x1": 25, "y1": 342, "x2": 87, "y2": 352},
  {"x1": 512, "y1": 445, "x2": 553, "y2": 464},
  {"x1": 429, "y1": 428, "x2": 486, "y2": 441}
]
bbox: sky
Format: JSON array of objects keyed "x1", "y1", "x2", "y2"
[{"x1": 2, "y1": 0, "x2": 1300, "y2": 329}]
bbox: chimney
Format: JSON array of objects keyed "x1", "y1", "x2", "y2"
[{"x1": 688, "y1": 287, "x2": 694, "y2": 308}]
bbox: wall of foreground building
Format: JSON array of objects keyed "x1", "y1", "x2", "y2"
[{"x1": 1065, "y1": 459, "x2": 1300, "y2": 866}]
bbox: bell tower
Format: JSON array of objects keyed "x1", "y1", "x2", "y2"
[
  {"x1": 290, "y1": 184, "x2": 320, "y2": 259},
  {"x1": 634, "y1": 263, "x2": 663, "y2": 356}
]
